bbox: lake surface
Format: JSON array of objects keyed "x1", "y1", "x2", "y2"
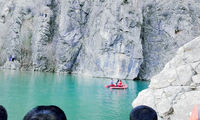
[{"x1": 0, "y1": 70, "x2": 149, "y2": 120}]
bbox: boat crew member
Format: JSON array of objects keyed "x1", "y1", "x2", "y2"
[
  {"x1": 115, "y1": 80, "x2": 119, "y2": 87},
  {"x1": 118, "y1": 80, "x2": 123, "y2": 87}
]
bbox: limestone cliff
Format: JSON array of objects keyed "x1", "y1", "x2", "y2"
[
  {"x1": 0, "y1": 0, "x2": 200, "y2": 80},
  {"x1": 56, "y1": 0, "x2": 143, "y2": 79},
  {"x1": 133, "y1": 36, "x2": 200, "y2": 120},
  {"x1": 139, "y1": 0, "x2": 200, "y2": 80},
  {"x1": 0, "y1": 0, "x2": 143, "y2": 79}
]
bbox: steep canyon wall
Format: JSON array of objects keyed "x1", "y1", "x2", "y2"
[{"x1": 0, "y1": 0, "x2": 200, "y2": 80}]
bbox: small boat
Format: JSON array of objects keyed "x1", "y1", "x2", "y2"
[
  {"x1": 110, "y1": 84, "x2": 128, "y2": 89},
  {"x1": 105, "y1": 84, "x2": 128, "y2": 89}
]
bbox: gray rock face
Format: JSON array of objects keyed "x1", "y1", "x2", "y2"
[
  {"x1": 0, "y1": 0, "x2": 143, "y2": 79},
  {"x1": 133, "y1": 36, "x2": 200, "y2": 120},
  {"x1": 1, "y1": 0, "x2": 200, "y2": 80},
  {"x1": 55, "y1": 0, "x2": 90, "y2": 73},
  {"x1": 71, "y1": 0, "x2": 143, "y2": 79},
  {"x1": 138, "y1": 0, "x2": 200, "y2": 80},
  {"x1": 1, "y1": 61, "x2": 20, "y2": 70},
  {"x1": 0, "y1": 0, "x2": 59, "y2": 71},
  {"x1": 56, "y1": 0, "x2": 143, "y2": 80}
]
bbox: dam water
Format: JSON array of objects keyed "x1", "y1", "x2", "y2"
[{"x1": 0, "y1": 70, "x2": 149, "y2": 120}]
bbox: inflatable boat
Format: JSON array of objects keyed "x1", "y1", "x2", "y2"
[
  {"x1": 105, "y1": 84, "x2": 128, "y2": 89},
  {"x1": 110, "y1": 84, "x2": 128, "y2": 89}
]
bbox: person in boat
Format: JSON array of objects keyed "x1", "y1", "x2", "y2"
[
  {"x1": 0, "y1": 105, "x2": 7, "y2": 120},
  {"x1": 110, "y1": 79, "x2": 115, "y2": 87},
  {"x1": 130, "y1": 105, "x2": 157, "y2": 120},
  {"x1": 117, "y1": 80, "x2": 123, "y2": 87},
  {"x1": 115, "y1": 79, "x2": 119, "y2": 87},
  {"x1": 23, "y1": 105, "x2": 67, "y2": 120}
]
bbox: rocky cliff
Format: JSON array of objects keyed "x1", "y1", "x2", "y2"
[
  {"x1": 133, "y1": 36, "x2": 200, "y2": 120},
  {"x1": 0, "y1": 0, "x2": 200, "y2": 80},
  {"x1": 139, "y1": 0, "x2": 200, "y2": 79}
]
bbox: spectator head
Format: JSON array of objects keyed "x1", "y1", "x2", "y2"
[
  {"x1": 0, "y1": 105, "x2": 7, "y2": 120},
  {"x1": 130, "y1": 105, "x2": 157, "y2": 120},
  {"x1": 23, "y1": 105, "x2": 67, "y2": 120}
]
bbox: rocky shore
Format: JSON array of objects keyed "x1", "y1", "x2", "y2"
[{"x1": 133, "y1": 36, "x2": 200, "y2": 120}]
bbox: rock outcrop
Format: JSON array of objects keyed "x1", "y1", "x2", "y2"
[
  {"x1": 133, "y1": 36, "x2": 200, "y2": 120},
  {"x1": 1, "y1": 61, "x2": 20, "y2": 70},
  {"x1": 1, "y1": 0, "x2": 200, "y2": 80}
]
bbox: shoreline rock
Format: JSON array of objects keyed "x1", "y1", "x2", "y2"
[{"x1": 133, "y1": 36, "x2": 200, "y2": 120}]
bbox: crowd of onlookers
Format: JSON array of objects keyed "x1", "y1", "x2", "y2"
[{"x1": 0, "y1": 105, "x2": 158, "y2": 120}]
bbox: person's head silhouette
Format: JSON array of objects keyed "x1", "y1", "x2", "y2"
[
  {"x1": 130, "y1": 105, "x2": 157, "y2": 120},
  {"x1": 23, "y1": 105, "x2": 67, "y2": 120},
  {"x1": 0, "y1": 105, "x2": 7, "y2": 120}
]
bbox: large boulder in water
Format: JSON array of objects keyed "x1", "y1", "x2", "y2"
[{"x1": 133, "y1": 36, "x2": 200, "y2": 120}]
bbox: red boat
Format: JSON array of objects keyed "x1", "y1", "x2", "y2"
[
  {"x1": 104, "y1": 84, "x2": 115, "y2": 88},
  {"x1": 110, "y1": 84, "x2": 128, "y2": 89},
  {"x1": 105, "y1": 84, "x2": 128, "y2": 89}
]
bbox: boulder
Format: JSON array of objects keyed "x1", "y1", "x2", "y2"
[{"x1": 133, "y1": 36, "x2": 200, "y2": 120}]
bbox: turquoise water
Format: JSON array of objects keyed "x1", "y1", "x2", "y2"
[{"x1": 0, "y1": 70, "x2": 149, "y2": 120}]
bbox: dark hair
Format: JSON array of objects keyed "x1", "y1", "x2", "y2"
[
  {"x1": 0, "y1": 105, "x2": 7, "y2": 120},
  {"x1": 23, "y1": 105, "x2": 67, "y2": 120},
  {"x1": 130, "y1": 105, "x2": 157, "y2": 120}
]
